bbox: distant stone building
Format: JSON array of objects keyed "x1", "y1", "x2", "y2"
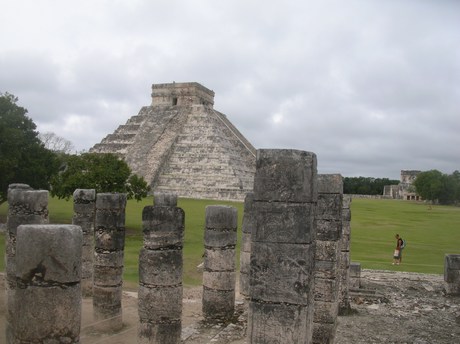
[
  {"x1": 383, "y1": 170, "x2": 421, "y2": 200},
  {"x1": 90, "y1": 82, "x2": 256, "y2": 201}
]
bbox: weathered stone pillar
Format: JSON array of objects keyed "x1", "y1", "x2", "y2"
[
  {"x1": 93, "y1": 193, "x2": 127, "y2": 331},
  {"x1": 5, "y1": 185, "x2": 48, "y2": 343},
  {"x1": 72, "y1": 188, "x2": 96, "y2": 296},
  {"x1": 444, "y1": 254, "x2": 460, "y2": 295},
  {"x1": 339, "y1": 195, "x2": 352, "y2": 314},
  {"x1": 202, "y1": 205, "x2": 238, "y2": 320},
  {"x1": 13, "y1": 224, "x2": 82, "y2": 343},
  {"x1": 349, "y1": 262, "x2": 361, "y2": 289},
  {"x1": 313, "y1": 174, "x2": 343, "y2": 344},
  {"x1": 138, "y1": 192, "x2": 184, "y2": 343},
  {"x1": 239, "y1": 192, "x2": 254, "y2": 298},
  {"x1": 248, "y1": 149, "x2": 317, "y2": 344}
]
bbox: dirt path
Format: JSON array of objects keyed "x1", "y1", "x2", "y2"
[{"x1": 1, "y1": 270, "x2": 459, "y2": 343}]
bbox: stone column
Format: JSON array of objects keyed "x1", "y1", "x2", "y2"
[
  {"x1": 138, "y1": 192, "x2": 184, "y2": 343},
  {"x1": 13, "y1": 224, "x2": 82, "y2": 343},
  {"x1": 239, "y1": 192, "x2": 254, "y2": 298},
  {"x1": 72, "y1": 188, "x2": 96, "y2": 296},
  {"x1": 339, "y1": 195, "x2": 352, "y2": 314},
  {"x1": 202, "y1": 205, "x2": 238, "y2": 320},
  {"x1": 5, "y1": 185, "x2": 48, "y2": 343},
  {"x1": 313, "y1": 174, "x2": 343, "y2": 344},
  {"x1": 444, "y1": 254, "x2": 460, "y2": 295},
  {"x1": 93, "y1": 193, "x2": 127, "y2": 332},
  {"x1": 349, "y1": 262, "x2": 361, "y2": 289},
  {"x1": 248, "y1": 149, "x2": 317, "y2": 344}
]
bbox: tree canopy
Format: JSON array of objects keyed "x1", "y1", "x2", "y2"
[
  {"x1": 50, "y1": 153, "x2": 150, "y2": 201},
  {"x1": 343, "y1": 176, "x2": 399, "y2": 195},
  {"x1": 0, "y1": 92, "x2": 59, "y2": 203},
  {"x1": 413, "y1": 170, "x2": 460, "y2": 205}
]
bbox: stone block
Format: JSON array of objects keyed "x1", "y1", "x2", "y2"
[
  {"x1": 203, "y1": 248, "x2": 235, "y2": 271},
  {"x1": 153, "y1": 192, "x2": 178, "y2": 207},
  {"x1": 252, "y1": 201, "x2": 315, "y2": 244},
  {"x1": 204, "y1": 228, "x2": 237, "y2": 248},
  {"x1": 95, "y1": 210, "x2": 126, "y2": 228},
  {"x1": 73, "y1": 202, "x2": 96, "y2": 214},
  {"x1": 202, "y1": 287, "x2": 235, "y2": 319},
  {"x1": 312, "y1": 321, "x2": 337, "y2": 344},
  {"x1": 314, "y1": 277, "x2": 339, "y2": 302},
  {"x1": 142, "y1": 206, "x2": 184, "y2": 249},
  {"x1": 444, "y1": 254, "x2": 460, "y2": 283},
  {"x1": 342, "y1": 208, "x2": 352, "y2": 222},
  {"x1": 317, "y1": 174, "x2": 343, "y2": 194},
  {"x1": 94, "y1": 228, "x2": 125, "y2": 251},
  {"x1": 248, "y1": 301, "x2": 310, "y2": 344},
  {"x1": 7, "y1": 214, "x2": 49, "y2": 235},
  {"x1": 313, "y1": 300, "x2": 339, "y2": 324},
  {"x1": 339, "y1": 251, "x2": 350, "y2": 269},
  {"x1": 315, "y1": 260, "x2": 338, "y2": 280},
  {"x1": 8, "y1": 189, "x2": 48, "y2": 213},
  {"x1": 350, "y1": 262, "x2": 361, "y2": 278},
  {"x1": 73, "y1": 188, "x2": 96, "y2": 202},
  {"x1": 139, "y1": 248, "x2": 182, "y2": 286},
  {"x1": 205, "y1": 205, "x2": 238, "y2": 230},
  {"x1": 241, "y1": 232, "x2": 252, "y2": 252},
  {"x1": 315, "y1": 240, "x2": 341, "y2": 262},
  {"x1": 316, "y1": 193, "x2": 342, "y2": 220},
  {"x1": 250, "y1": 241, "x2": 314, "y2": 305},
  {"x1": 339, "y1": 232, "x2": 350, "y2": 251},
  {"x1": 94, "y1": 250, "x2": 124, "y2": 267},
  {"x1": 240, "y1": 251, "x2": 251, "y2": 274},
  {"x1": 239, "y1": 272, "x2": 249, "y2": 297},
  {"x1": 242, "y1": 192, "x2": 255, "y2": 234},
  {"x1": 138, "y1": 321, "x2": 181, "y2": 344},
  {"x1": 14, "y1": 284, "x2": 81, "y2": 343},
  {"x1": 316, "y1": 219, "x2": 342, "y2": 241},
  {"x1": 138, "y1": 285, "x2": 182, "y2": 321},
  {"x1": 342, "y1": 195, "x2": 352, "y2": 209},
  {"x1": 203, "y1": 271, "x2": 235, "y2": 290},
  {"x1": 93, "y1": 285, "x2": 122, "y2": 309},
  {"x1": 96, "y1": 193, "x2": 127, "y2": 210},
  {"x1": 16, "y1": 224, "x2": 82, "y2": 284},
  {"x1": 253, "y1": 149, "x2": 317, "y2": 203},
  {"x1": 93, "y1": 265, "x2": 123, "y2": 286}
]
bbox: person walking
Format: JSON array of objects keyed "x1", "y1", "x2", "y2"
[{"x1": 392, "y1": 234, "x2": 404, "y2": 265}]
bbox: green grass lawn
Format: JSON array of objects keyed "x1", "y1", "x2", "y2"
[
  {"x1": 1, "y1": 197, "x2": 458, "y2": 286},
  {"x1": 350, "y1": 198, "x2": 460, "y2": 274}
]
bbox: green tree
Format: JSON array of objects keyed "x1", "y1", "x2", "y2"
[
  {"x1": 413, "y1": 170, "x2": 442, "y2": 201},
  {"x1": 50, "y1": 152, "x2": 150, "y2": 200},
  {"x1": 0, "y1": 92, "x2": 59, "y2": 203}
]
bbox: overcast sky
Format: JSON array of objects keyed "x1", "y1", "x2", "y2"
[{"x1": 1, "y1": 0, "x2": 459, "y2": 180}]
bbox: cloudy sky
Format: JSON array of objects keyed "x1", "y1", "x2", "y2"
[{"x1": 1, "y1": 0, "x2": 459, "y2": 180}]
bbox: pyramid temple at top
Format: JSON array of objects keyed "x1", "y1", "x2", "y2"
[{"x1": 90, "y1": 82, "x2": 256, "y2": 201}]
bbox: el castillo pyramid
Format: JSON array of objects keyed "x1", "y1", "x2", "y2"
[{"x1": 90, "y1": 82, "x2": 256, "y2": 200}]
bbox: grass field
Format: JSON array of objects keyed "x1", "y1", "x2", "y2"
[{"x1": 1, "y1": 197, "x2": 459, "y2": 286}]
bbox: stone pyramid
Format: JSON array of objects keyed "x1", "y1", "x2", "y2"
[{"x1": 90, "y1": 82, "x2": 256, "y2": 200}]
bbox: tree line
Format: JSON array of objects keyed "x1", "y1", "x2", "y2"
[
  {"x1": 0, "y1": 92, "x2": 149, "y2": 203},
  {"x1": 343, "y1": 176, "x2": 399, "y2": 195},
  {"x1": 413, "y1": 170, "x2": 460, "y2": 205}
]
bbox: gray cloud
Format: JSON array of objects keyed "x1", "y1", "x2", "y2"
[{"x1": 1, "y1": 0, "x2": 459, "y2": 179}]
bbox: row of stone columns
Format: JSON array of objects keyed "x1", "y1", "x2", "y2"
[
  {"x1": 5, "y1": 186, "x2": 127, "y2": 343},
  {"x1": 4, "y1": 149, "x2": 357, "y2": 344}
]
